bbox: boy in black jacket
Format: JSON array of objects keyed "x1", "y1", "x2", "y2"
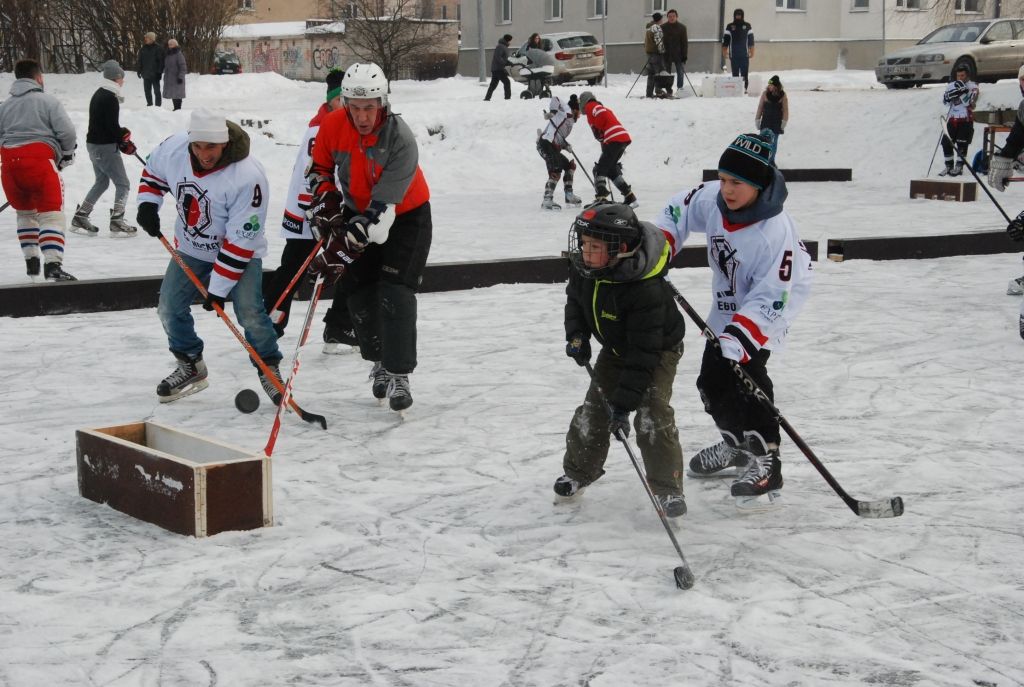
[
  {"x1": 70, "y1": 60, "x2": 137, "y2": 236},
  {"x1": 557, "y1": 203, "x2": 687, "y2": 517}
]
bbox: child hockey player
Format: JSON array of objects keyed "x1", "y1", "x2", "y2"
[
  {"x1": 938, "y1": 65, "x2": 978, "y2": 177},
  {"x1": 754, "y1": 75, "x2": 788, "y2": 162},
  {"x1": 536, "y1": 93, "x2": 581, "y2": 210},
  {"x1": 557, "y1": 202, "x2": 687, "y2": 518},
  {"x1": 988, "y1": 65, "x2": 1024, "y2": 311},
  {"x1": 578, "y1": 92, "x2": 638, "y2": 207},
  {"x1": 655, "y1": 132, "x2": 812, "y2": 510}
]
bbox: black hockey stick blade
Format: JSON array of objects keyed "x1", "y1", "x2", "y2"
[
  {"x1": 297, "y1": 406, "x2": 328, "y2": 430},
  {"x1": 674, "y1": 565, "x2": 695, "y2": 590},
  {"x1": 857, "y1": 495, "x2": 904, "y2": 519}
]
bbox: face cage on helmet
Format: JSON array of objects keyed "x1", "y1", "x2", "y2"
[{"x1": 567, "y1": 225, "x2": 636, "y2": 278}]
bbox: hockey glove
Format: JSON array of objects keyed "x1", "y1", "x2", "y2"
[
  {"x1": 308, "y1": 190, "x2": 344, "y2": 241},
  {"x1": 609, "y1": 406, "x2": 631, "y2": 439},
  {"x1": 717, "y1": 333, "x2": 748, "y2": 364},
  {"x1": 308, "y1": 237, "x2": 360, "y2": 284},
  {"x1": 118, "y1": 128, "x2": 137, "y2": 156},
  {"x1": 568, "y1": 93, "x2": 579, "y2": 112},
  {"x1": 988, "y1": 154, "x2": 1013, "y2": 192},
  {"x1": 1008, "y1": 214, "x2": 1024, "y2": 241},
  {"x1": 565, "y1": 332, "x2": 591, "y2": 366},
  {"x1": 342, "y1": 215, "x2": 373, "y2": 252},
  {"x1": 203, "y1": 292, "x2": 226, "y2": 312},
  {"x1": 137, "y1": 202, "x2": 161, "y2": 237},
  {"x1": 57, "y1": 152, "x2": 75, "y2": 170}
]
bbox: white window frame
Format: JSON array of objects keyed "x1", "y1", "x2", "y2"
[
  {"x1": 647, "y1": 0, "x2": 668, "y2": 14},
  {"x1": 497, "y1": 0, "x2": 512, "y2": 24},
  {"x1": 895, "y1": 0, "x2": 924, "y2": 9},
  {"x1": 546, "y1": 0, "x2": 563, "y2": 21},
  {"x1": 776, "y1": 0, "x2": 806, "y2": 10},
  {"x1": 239, "y1": 0, "x2": 254, "y2": 10},
  {"x1": 851, "y1": 0, "x2": 869, "y2": 10},
  {"x1": 955, "y1": 0, "x2": 983, "y2": 13}
]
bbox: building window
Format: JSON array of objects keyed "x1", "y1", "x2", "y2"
[
  {"x1": 647, "y1": 0, "x2": 667, "y2": 13},
  {"x1": 852, "y1": 0, "x2": 869, "y2": 9},
  {"x1": 896, "y1": 0, "x2": 923, "y2": 8},
  {"x1": 546, "y1": 0, "x2": 562, "y2": 20},
  {"x1": 592, "y1": 0, "x2": 607, "y2": 18},
  {"x1": 497, "y1": 0, "x2": 511, "y2": 23},
  {"x1": 441, "y1": 5, "x2": 447, "y2": 18},
  {"x1": 420, "y1": 0, "x2": 434, "y2": 18},
  {"x1": 955, "y1": 0, "x2": 982, "y2": 11},
  {"x1": 239, "y1": 0, "x2": 254, "y2": 10},
  {"x1": 776, "y1": 0, "x2": 806, "y2": 9}
]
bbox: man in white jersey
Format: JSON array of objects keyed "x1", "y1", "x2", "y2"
[
  {"x1": 655, "y1": 131, "x2": 812, "y2": 509},
  {"x1": 938, "y1": 65, "x2": 979, "y2": 177},
  {"x1": 536, "y1": 93, "x2": 581, "y2": 210},
  {"x1": 136, "y1": 109, "x2": 283, "y2": 404}
]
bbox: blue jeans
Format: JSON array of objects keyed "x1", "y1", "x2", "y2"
[
  {"x1": 158, "y1": 251, "x2": 282, "y2": 365},
  {"x1": 670, "y1": 59, "x2": 685, "y2": 88}
]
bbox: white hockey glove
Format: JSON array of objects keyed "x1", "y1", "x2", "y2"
[
  {"x1": 717, "y1": 333, "x2": 748, "y2": 364},
  {"x1": 755, "y1": 117, "x2": 761, "y2": 129},
  {"x1": 988, "y1": 155, "x2": 1014, "y2": 192}
]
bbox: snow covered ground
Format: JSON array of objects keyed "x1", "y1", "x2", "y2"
[{"x1": 1, "y1": 69, "x2": 1023, "y2": 685}]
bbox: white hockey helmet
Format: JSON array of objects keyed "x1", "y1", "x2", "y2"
[
  {"x1": 343, "y1": 62, "x2": 389, "y2": 107},
  {"x1": 1019, "y1": 63, "x2": 1024, "y2": 79}
]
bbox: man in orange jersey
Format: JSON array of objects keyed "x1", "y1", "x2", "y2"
[{"x1": 306, "y1": 62, "x2": 432, "y2": 413}]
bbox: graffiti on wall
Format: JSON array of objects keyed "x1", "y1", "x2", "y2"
[{"x1": 312, "y1": 45, "x2": 341, "y2": 72}]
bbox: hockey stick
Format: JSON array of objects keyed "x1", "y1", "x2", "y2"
[
  {"x1": 265, "y1": 273, "x2": 326, "y2": 456},
  {"x1": 927, "y1": 107, "x2": 953, "y2": 177},
  {"x1": 665, "y1": 280, "x2": 905, "y2": 519},
  {"x1": 583, "y1": 362, "x2": 695, "y2": 589},
  {"x1": 133, "y1": 151, "x2": 147, "y2": 166},
  {"x1": 0, "y1": 201, "x2": 9, "y2": 214},
  {"x1": 156, "y1": 234, "x2": 328, "y2": 429},
  {"x1": 267, "y1": 238, "x2": 324, "y2": 326},
  {"x1": 940, "y1": 120, "x2": 1013, "y2": 223}
]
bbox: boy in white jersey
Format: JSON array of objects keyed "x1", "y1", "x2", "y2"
[
  {"x1": 655, "y1": 132, "x2": 812, "y2": 509},
  {"x1": 136, "y1": 109, "x2": 284, "y2": 404},
  {"x1": 938, "y1": 65, "x2": 979, "y2": 177}
]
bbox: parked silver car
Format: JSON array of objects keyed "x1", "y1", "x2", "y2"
[
  {"x1": 876, "y1": 19, "x2": 1024, "y2": 88},
  {"x1": 510, "y1": 31, "x2": 606, "y2": 86}
]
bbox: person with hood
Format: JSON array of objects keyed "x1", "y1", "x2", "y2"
[
  {"x1": 555, "y1": 202, "x2": 688, "y2": 519},
  {"x1": 536, "y1": 93, "x2": 582, "y2": 210},
  {"x1": 137, "y1": 32, "x2": 165, "y2": 107},
  {"x1": 162, "y1": 38, "x2": 187, "y2": 111},
  {"x1": 0, "y1": 59, "x2": 78, "y2": 281},
  {"x1": 135, "y1": 109, "x2": 284, "y2": 405},
  {"x1": 306, "y1": 63, "x2": 432, "y2": 414},
  {"x1": 655, "y1": 132, "x2": 812, "y2": 511},
  {"x1": 755, "y1": 75, "x2": 788, "y2": 161},
  {"x1": 644, "y1": 12, "x2": 669, "y2": 98},
  {"x1": 578, "y1": 91, "x2": 637, "y2": 207},
  {"x1": 70, "y1": 59, "x2": 138, "y2": 237},
  {"x1": 264, "y1": 68, "x2": 356, "y2": 352},
  {"x1": 484, "y1": 34, "x2": 514, "y2": 101},
  {"x1": 662, "y1": 10, "x2": 689, "y2": 92},
  {"x1": 722, "y1": 8, "x2": 755, "y2": 92}
]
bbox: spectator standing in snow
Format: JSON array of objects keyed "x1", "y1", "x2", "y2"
[
  {"x1": 484, "y1": 34, "x2": 514, "y2": 101},
  {"x1": 722, "y1": 9, "x2": 755, "y2": 92},
  {"x1": 662, "y1": 10, "x2": 689, "y2": 92},
  {"x1": 644, "y1": 12, "x2": 668, "y2": 99},
  {"x1": 137, "y1": 32, "x2": 164, "y2": 107},
  {"x1": 163, "y1": 39, "x2": 187, "y2": 111},
  {"x1": 755, "y1": 75, "x2": 788, "y2": 161}
]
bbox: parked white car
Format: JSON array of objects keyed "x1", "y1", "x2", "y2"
[{"x1": 510, "y1": 31, "x2": 605, "y2": 86}]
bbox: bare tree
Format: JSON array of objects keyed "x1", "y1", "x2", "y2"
[{"x1": 326, "y1": 0, "x2": 449, "y2": 80}]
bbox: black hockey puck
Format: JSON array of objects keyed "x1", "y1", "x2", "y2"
[
  {"x1": 235, "y1": 389, "x2": 260, "y2": 414},
  {"x1": 674, "y1": 565, "x2": 695, "y2": 590}
]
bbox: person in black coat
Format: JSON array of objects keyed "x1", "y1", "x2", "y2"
[
  {"x1": 555, "y1": 203, "x2": 688, "y2": 518},
  {"x1": 484, "y1": 34, "x2": 514, "y2": 101},
  {"x1": 137, "y1": 31, "x2": 164, "y2": 106}
]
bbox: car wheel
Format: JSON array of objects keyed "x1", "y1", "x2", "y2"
[
  {"x1": 520, "y1": 91, "x2": 533, "y2": 100},
  {"x1": 884, "y1": 82, "x2": 913, "y2": 89},
  {"x1": 952, "y1": 57, "x2": 976, "y2": 80},
  {"x1": 587, "y1": 72, "x2": 605, "y2": 86}
]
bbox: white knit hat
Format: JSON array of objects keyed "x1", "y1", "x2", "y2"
[{"x1": 188, "y1": 109, "x2": 229, "y2": 144}]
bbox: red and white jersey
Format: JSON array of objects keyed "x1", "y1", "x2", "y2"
[
  {"x1": 138, "y1": 130, "x2": 270, "y2": 298},
  {"x1": 540, "y1": 95, "x2": 575, "y2": 147},
  {"x1": 654, "y1": 180, "x2": 812, "y2": 357},
  {"x1": 281, "y1": 103, "x2": 330, "y2": 239},
  {"x1": 583, "y1": 100, "x2": 631, "y2": 145}
]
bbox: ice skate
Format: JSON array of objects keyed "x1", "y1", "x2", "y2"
[
  {"x1": 623, "y1": 191, "x2": 639, "y2": 209},
  {"x1": 687, "y1": 440, "x2": 746, "y2": 478},
  {"x1": 69, "y1": 205, "x2": 99, "y2": 236},
  {"x1": 552, "y1": 474, "x2": 588, "y2": 504},
  {"x1": 541, "y1": 195, "x2": 562, "y2": 211},
  {"x1": 385, "y1": 372, "x2": 412, "y2": 412},
  {"x1": 1007, "y1": 276, "x2": 1024, "y2": 296},
  {"x1": 322, "y1": 323, "x2": 358, "y2": 354},
  {"x1": 937, "y1": 164, "x2": 953, "y2": 177},
  {"x1": 656, "y1": 494, "x2": 687, "y2": 518},
  {"x1": 109, "y1": 209, "x2": 137, "y2": 237},
  {"x1": 564, "y1": 188, "x2": 583, "y2": 207},
  {"x1": 369, "y1": 361, "x2": 389, "y2": 403},
  {"x1": 43, "y1": 262, "x2": 77, "y2": 282},
  {"x1": 258, "y1": 363, "x2": 284, "y2": 406},
  {"x1": 157, "y1": 352, "x2": 208, "y2": 403},
  {"x1": 25, "y1": 256, "x2": 40, "y2": 278},
  {"x1": 731, "y1": 446, "x2": 783, "y2": 511},
  {"x1": 950, "y1": 161, "x2": 964, "y2": 177}
]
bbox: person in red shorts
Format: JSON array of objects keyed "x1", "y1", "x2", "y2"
[{"x1": 0, "y1": 59, "x2": 78, "y2": 281}]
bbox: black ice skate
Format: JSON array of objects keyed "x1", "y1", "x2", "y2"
[
  {"x1": 553, "y1": 474, "x2": 589, "y2": 503},
  {"x1": 323, "y1": 323, "x2": 358, "y2": 354},
  {"x1": 157, "y1": 352, "x2": 209, "y2": 403},
  {"x1": 69, "y1": 205, "x2": 99, "y2": 236},
  {"x1": 258, "y1": 364, "x2": 284, "y2": 406},
  {"x1": 25, "y1": 256, "x2": 40, "y2": 278},
  {"x1": 43, "y1": 262, "x2": 77, "y2": 282},
  {"x1": 623, "y1": 191, "x2": 639, "y2": 209},
  {"x1": 109, "y1": 210, "x2": 138, "y2": 237},
  {"x1": 656, "y1": 494, "x2": 687, "y2": 518},
  {"x1": 731, "y1": 444, "x2": 783, "y2": 511},
  {"x1": 938, "y1": 163, "x2": 954, "y2": 177},
  {"x1": 687, "y1": 440, "x2": 747, "y2": 478},
  {"x1": 386, "y1": 372, "x2": 412, "y2": 412},
  {"x1": 369, "y1": 361, "x2": 389, "y2": 401}
]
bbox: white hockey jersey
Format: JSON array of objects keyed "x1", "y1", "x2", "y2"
[
  {"x1": 137, "y1": 127, "x2": 270, "y2": 298},
  {"x1": 540, "y1": 95, "x2": 574, "y2": 147},
  {"x1": 654, "y1": 177, "x2": 812, "y2": 359},
  {"x1": 942, "y1": 79, "x2": 979, "y2": 120},
  {"x1": 281, "y1": 103, "x2": 330, "y2": 239}
]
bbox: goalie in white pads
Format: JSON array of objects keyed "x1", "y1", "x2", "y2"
[{"x1": 655, "y1": 132, "x2": 812, "y2": 509}]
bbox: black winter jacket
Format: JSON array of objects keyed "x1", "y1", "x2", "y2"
[
  {"x1": 137, "y1": 43, "x2": 165, "y2": 79},
  {"x1": 86, "y1": 87, "x2": 120, "y2": 145},
  {"x1": 565, "y1": 223, "x2": 685, "y2": 411},
  {"x1": 490, "y1": 38, "x2": 512, "y2": 73}
]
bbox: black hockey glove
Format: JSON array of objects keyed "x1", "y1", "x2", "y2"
[
  {"x1": 568, "y1": 93, "x2": 579, "y2": 112},
  {"x1": 57, "y1": 152, "x2": 75, "y2": 170},
  {"x1": 308, "y1": 190, "x2": 344, "y2": 241},
  {"x1": 203, "y1": 292, "x2": 226, "y2": 312},
  {"x1": 609, "y1": 406, "x2": 630, "y2": 439},
  {"x1": 137, "y1": 202, "x2": 161, "y2": 237},
  {"x1": 1008, "y1": 214, "x2": 1024, "y2": 242},
  {"x1": 342, "y1": 215, "x2": 372, "y2": 252},
  {"x1": 308, "y1": 237, "x2": 360, "y2": 285},
  {"x1": 565, "y1": 332, "x2": 591, "y2": 366},
  {"x1": 118, "y1": 128, "x2": 137, "y2": 156}
]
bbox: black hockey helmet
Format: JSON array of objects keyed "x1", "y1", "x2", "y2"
[{"x1": 568, "y1": 202, "x2": 642, "y2": 278}]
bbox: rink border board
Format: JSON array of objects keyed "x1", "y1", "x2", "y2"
[
  {"x1": 826, "y1": 231, "x2": 1018, "y2": 262},
  {"x1": 701, "y1": 168, "x2": 852, "y2": 182},
  {"x1": 0, "y1": 242, "x2": 818, "y2": 318}
]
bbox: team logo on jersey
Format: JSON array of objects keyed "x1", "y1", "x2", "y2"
[
  {"x1": 239, "y1": 214, "x2": 263, "y2": 239},
  {"x1": 711, "y1": 236, "x2": 739, "y2": 297},
  {"x1": 175, "y1": 181, "x2": 212, "y2": 238}
]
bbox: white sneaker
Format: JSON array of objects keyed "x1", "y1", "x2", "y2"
[{"x1": 1007, "y1": 276, "x2": 1024, "y2": 296}]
